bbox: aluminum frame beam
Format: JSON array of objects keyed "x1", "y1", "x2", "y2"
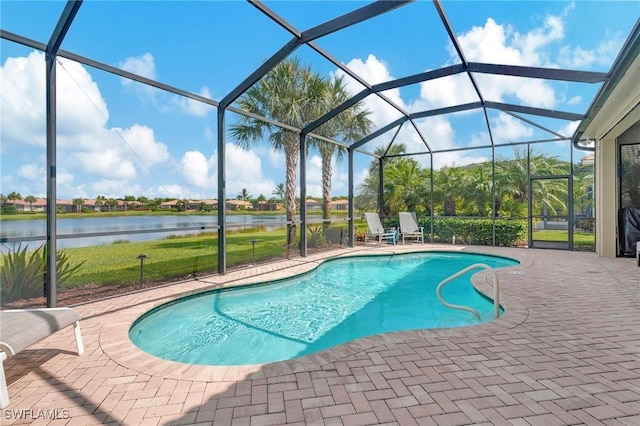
[
  {"x1": 44, "y1": 0, "x2": 83, "y2": 308},
  {"x1": 486, "y1": 101, "x2": 584, "y2": 121},
  {"x1": 351, "y1": 117, "x2": 407, "y2": 150},
  {"x1": 467, "y1": 62, "x2": 608, "y2": 83},
  {"x1": 225, "y1": 0, "x2": 412, "y2": 109}
]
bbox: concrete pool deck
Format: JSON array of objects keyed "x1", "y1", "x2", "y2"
[{"x1": 2, "y1": 245, "x2": 639, "y2": 425}]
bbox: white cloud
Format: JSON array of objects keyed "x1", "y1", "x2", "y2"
[
  {"x1": 558, "y1": 32, "x2": 626, "y2": 69},
  {"x1": 171, "y1": 86, "x2": 215, "y2": 117},
  {"x1": 268, "y1": 147, "x2": 285, "y2": 170},
  {"x1": 0, "y1": 51, "x2": 109, "y2": 151},
  {"x1": 120, "y1": 53, "x2": 214, "y2": 118},
  {"x1": 92, "y1": 179, "x2": 136, "y2": 197},
  {"x1": 17, "y1": 163, "x2": 43, "y2": 181},
  {"x1": 567, "y1": 95, "x2": 582, "y2": 105},
  {"x1": 204, "y1": 125, "x2": 214, "y2": 141},
  {"x1": 180, "y1": 150, "x2": 215, "y2": 188},
  {"x1": 153, "y1": 184, "x2": 189, "y2": 199},
  {"x1": 226, "y1": 144, "x2": 275, "y2": 197},
  {"x1": 331, "y1": 9, "x2": 576, "y2": 165},
  {"x1": 491, "y1": 113, "x2": 534, "y2": 143},
  {"x1": 557, "y1": 120, "x2": 580, "y2": 139},
  {"x1": 417, "y1": 74, "x2": 478, "y2": 109},
  {"x1": 453, "y1": 17, "x2": 561, "y2": 108},
  {"x1": 177, "y1": 144, "x2": 276, "y2": 198},
  {"x1": 72, "y1": 149, "x2": 138, "y2": 180},
  {"x1": 0, "y1": 50, "x2": 171, "y2": 198},
  {"x1": 120, "y1": 53, "x2": 156, "y2": 83},
  {"x1": 117, "y1": 125, "x2": 170, "y2": 167},
  {"x1": 336, "y1": 55, "x2": 404, "y2": 133},
  {"x1": 433, "y1": 151, "x2": 489, "y2": 170}
]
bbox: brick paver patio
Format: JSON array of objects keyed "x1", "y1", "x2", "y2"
[{"x1": 2, "y1": 245, "x2": 639, "y2": 425}]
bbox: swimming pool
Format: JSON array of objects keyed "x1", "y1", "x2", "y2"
[{"x1": 130, "y1": 251, "x2": 518, "y2": 365}]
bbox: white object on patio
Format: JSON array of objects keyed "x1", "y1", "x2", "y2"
[
  {"x1": 364, "y1": 212, "x2": 397, "y2": 245},
  {"x1": 399, "y1": 212, "x2": 424, "y2": 244},
  {"x1": 0, "y1": 308, "x2": 84, "y2": 408}
]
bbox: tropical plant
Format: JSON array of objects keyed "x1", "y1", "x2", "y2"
[
  {"x1": 72, "y1": 198, "x2": 85, "y2": 213},
  {"x1": 237, "y1": 188, "x2": 251, "y2": 202},
  {"x1": 272, "y1": 183, "x2": 285, "y2": 204},
  {"x1": 384, "y1": 158, "x2": 430, "y2": 216},
  {"x1": 494, "y1": 146, "x2": 568, "y2": 217},
  {"x1": 310, "y1": 75, "x2": 372, "y2": 234},
  {"x1": 24, "y1": 195, "x2": 37, "y2": 211},
  {"x1": 7, "y1": 191, "x2": 22, "y2": 203},
  {"x1": 433, "y1": 165, "x2": 464, "y2": 216},
  {"x1": 358, "y1": 143, "x2": 408, "y2": 213},
  {"x1": 95, "y1": 195, "x2": 107, "y2": 212},
  {"x1": 1, "y1": 243, "x2": 85, "y2": 304},
  {"x1": 230, "y1": 57, "x2": 327, "y2": 245},
  {"x1": 461, "y1": 164, "x2": 493, "y2": 217}
]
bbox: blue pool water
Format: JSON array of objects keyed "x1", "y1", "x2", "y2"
[{"x1": 130, "y1": 252, "x2": 518, "y2": 365}]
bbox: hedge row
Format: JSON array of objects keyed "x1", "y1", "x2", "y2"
[{"x1": 384, "y1": 217, "x2": 526, "y2": 247}]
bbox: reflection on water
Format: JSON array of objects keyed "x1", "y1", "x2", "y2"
[{"x1": 0, "y1": 214, "x2": 289, "y2": 252}]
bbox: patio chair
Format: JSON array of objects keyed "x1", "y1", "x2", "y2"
[
  {"x1": 0, "y1": 308, "x2": 84, "y2": 408},
  {"x1": 399, "y1": 212, "x2": 424, "y2": 244},
  {"x1": 364, "y1": 212, "x2": 397, "y2": 245}
]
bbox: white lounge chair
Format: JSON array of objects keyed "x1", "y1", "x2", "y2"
[
  {"x1": 364, "y1": 212, "x2": 397, "y2": 245},
  {"x1": 0, "y1": 308, "x2": 84, "y2": 408},
  {"x1": 399, "y1": 212, "x2": 424, "y2": 244}
]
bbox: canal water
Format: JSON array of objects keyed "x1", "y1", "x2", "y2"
[{"x1": 0, "y1": 214, "x2": 291, "y2": 251}]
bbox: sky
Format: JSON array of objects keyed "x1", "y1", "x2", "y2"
[{"x1": 0, "y1": 1, "x2": 638, "y2": 201}]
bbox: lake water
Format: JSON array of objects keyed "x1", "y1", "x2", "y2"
[{"x1": 0, "y1": 214, "x2": 296, "y2": 252}]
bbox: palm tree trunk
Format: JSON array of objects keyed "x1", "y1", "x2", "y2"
[
  {"x1": 321, "y1": 149, "x2": 332, "y2": 235},
  {"x1": 284, "y1": 131, "x2": 299, "y2": 247}
]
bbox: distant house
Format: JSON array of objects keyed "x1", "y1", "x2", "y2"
[
  {"x1": 56, "y1": 200, "x2": 74, "y2": 213},
  {"x1": 9, "y1": 198, "x2": 47, "y2": 212},
  {"x1": 254, "y1": 200, "x2": 282, "y2": 211},
  {"x1": 226, "y1": 199, "x2": 252, "y2": 211},
  {"x1": 305, "y1": 199, "x2": 322, "y2": 211},
  {"x1": 160, "y1": 199, "x2": 178, "y2": 209},
  {"x1": 331, "y1": 199, "x2": 349, "y2": 211},
  {"x1": 580, "y1": 153, "x2": 595, "y2": 166}
]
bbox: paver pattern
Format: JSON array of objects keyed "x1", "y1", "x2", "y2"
[{"x1": 2, "y1": 245, "x2": 639, "y2": 425}]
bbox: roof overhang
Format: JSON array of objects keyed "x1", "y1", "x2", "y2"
[{"x1": 573, "y1": 20, "x2": 640, "y2": 149}]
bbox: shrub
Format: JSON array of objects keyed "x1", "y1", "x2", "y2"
[
  {"x1": 1, "y1": 204, "x2": 17, "y2": 215},
  {"x1": 384, "y1": 216, "x2": 526, "y2": 247},
  {"x1": 0, "y1": 244, "x2": 44, "y2": 302},
  {"x1": 1, "y1": 243, "x2": 86, "y2": 304},
  {"x1": 579, "y1": 218, "x2": 595, "y2": 232}
]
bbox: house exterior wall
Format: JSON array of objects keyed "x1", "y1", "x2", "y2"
[{"x1": 585, "y1": 52, "x2": 640, "y2": 258}]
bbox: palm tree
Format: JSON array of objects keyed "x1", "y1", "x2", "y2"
[
  {"x1": 272, "y1": 183, "x2": 285, "y2": 202},
  {"x1": 433, "y1": 166, "x2": 464, "y2": 216},
  {"x1": 230, "y1": 57, "x2": 326, "y2": 244},
  {"x1": 384, "y1": 158, "x2": 430, "y2": 216},
  {"x1": 462, "y1": 164, "x2": 493, "y2": 217},
  {"x1": 7, "y1": 191, "x2": 21, "y2": 204},
  {"x1": 237, "y1": 188, "x2": 251, "y2": 202},
  {"x1": 94, "y1": 195, "x2": 106, "y2": 212},
  {"x1": 358, "y1": 143, "x2": 407, "y2": 212},
  {"x1": 311, "y1": 75, "x2": 372, "y2": 234},
  {"x1": 72, "y1": 198, "x2": 84, "y2": 213},
  {"x1": 494, "y1": 146, "x2": 569, "y2": 217},
  {"x1": 122, "y1": 195, "x2": 136, "y2": 212},
  {"x1": 24, "y1": 195, "x2": 37, "y2": 211},
  {"x1": 107, "y1": 198, "x2": 118, "y2": 211}
]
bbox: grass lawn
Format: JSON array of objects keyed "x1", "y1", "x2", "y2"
[
  {"x1": 532, "y1": 229, "x2": 595, "y2": 245},
  {"x1": 57, "y1": 228, "x2": 289, "y2": 287}
]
